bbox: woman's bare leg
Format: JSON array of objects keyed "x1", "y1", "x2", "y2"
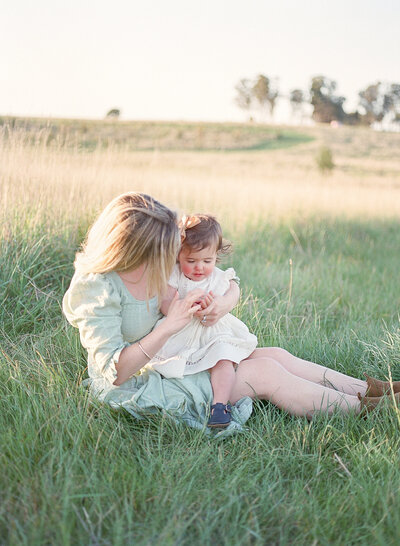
[
  {"x1": 229, "y1": 356, "x2": 361, "y2": 418},
  {"x1": 246, "y1": 348, "x2": 367, "y2": 396}
]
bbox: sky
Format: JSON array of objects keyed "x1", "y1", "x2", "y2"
[{"x1": 1, "y1": 0, "x2": 399, "y2": 123}]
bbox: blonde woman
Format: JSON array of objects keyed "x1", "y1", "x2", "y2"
[{"x1": 63, "y1": 192, "x2": 400, "y2": 432}]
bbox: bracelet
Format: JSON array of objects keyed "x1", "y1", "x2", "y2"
[{"x1": 138, "y1": 341, "x2": 151, "y2": 360}]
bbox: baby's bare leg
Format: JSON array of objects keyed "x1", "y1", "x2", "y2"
[{"x1": 210, "y1": 360, "x2": 236, "y2": 405}]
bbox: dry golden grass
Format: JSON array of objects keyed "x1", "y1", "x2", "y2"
[{"x1": 1, "y1": 121, "x2": 400, "y2": 236}]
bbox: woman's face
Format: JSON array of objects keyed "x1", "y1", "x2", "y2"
[{"x1": 178, "y1": 246, "x2": 217, "y2": 282}]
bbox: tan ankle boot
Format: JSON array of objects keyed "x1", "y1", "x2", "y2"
[
  {"x1": 364, "y1": 373, "x2": 400, "y2": 397},
  {"x1": 358, "y1": 391, "x2": 400, "y2": 414}
]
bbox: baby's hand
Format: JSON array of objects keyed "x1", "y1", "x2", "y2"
[
  {"x1": 187, "y1": 289, "x2": 206, "y2": 309},
  {"x1": 194, "y1": 294, "x2": 209, "y2": 309},
  {"x1": 201, "y1": 292, "x2": 214, "y2": 309},
  {"x1": 195, "y1": 291, "x2": 228, "y2": 326},
  {"x1": 194, "y1": 292, "x2": 214, "y2": 317}
]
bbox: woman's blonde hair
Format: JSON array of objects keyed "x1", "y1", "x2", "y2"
[{"x1": 74, "y1": 192, "x2": 180, "y2": 300}]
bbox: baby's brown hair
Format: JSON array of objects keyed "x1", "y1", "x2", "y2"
[{"x1": 179, "y1": 214, "x2": 232, "y2": 260}]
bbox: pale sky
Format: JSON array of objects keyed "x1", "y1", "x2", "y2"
[{"x1": 1, "y1": 0, "x2": 399, "y2": 122}]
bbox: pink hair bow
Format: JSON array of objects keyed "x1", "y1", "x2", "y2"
[{"x1": 179, "y1": 215, "x2": 201, "y2": 242}]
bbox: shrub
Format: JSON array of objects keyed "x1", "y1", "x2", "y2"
[{"x1": 316, "y1": 146, "x2": 334, "y2": 173}]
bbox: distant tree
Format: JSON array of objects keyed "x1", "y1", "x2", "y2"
[
  {"x1": 289, "y1": 89, "x2": 305, "y2": 117},
  {"x1": 234, "y1": 74, "x2": 400, "y2": 127},
  {"x1": 252, "y1": 74, "x2": 270, "y2": 116},
  {"x1": 234, "y1": 75, "x2": 279, "y2": 121},
  {"x1": 358, "y1": 83, "x2": 383, "y2": 124},
  {"x1": 359, "y1": 82, "x2": 400, "y2": 125},
  {"x1": 390, "y1": 83, "x2": 400, "y2": 107},
  {"x1": 344, "y1": 111, "x2": 362, "y2": 126},
  {"x1": 389, "y1": 83, "x2": 400, "y2": 124},
  {"x1": 234, "y1": 79, "x2": 253, "y2": 114},
  {"x1": 252, "y1": 74, "x2": 279, "y2": 119},
  {"x1": 106, "y1": 108, "x2": 121, "y2": 120},
  {"x1": 309, "y1": 76, "x2": 346, "y2": 123},
  {"x1": 268, "y1": 83, "x2": 279, "y2": 117}
]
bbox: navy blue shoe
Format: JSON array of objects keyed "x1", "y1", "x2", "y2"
[{"x1": 207, "y1": 403, "x2": 232, "y2": 428}]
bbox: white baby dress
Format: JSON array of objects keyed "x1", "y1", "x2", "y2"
[{"x1": 147, "y1": 265, "x2": 257, "y2": 379}]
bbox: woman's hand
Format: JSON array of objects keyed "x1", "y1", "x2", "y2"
[
  {"x1": 161, "y1": 289, "x2": 204, "y2": 335},
  {"x1": 194, "y1": 281, "x2": 240, "y2": 326},
  {"x1": 114, "y1": 289, "x2": 203, "y2": 385},
  {"x1": 194, "y1": 291, "x2": 229, "y2": 326}
]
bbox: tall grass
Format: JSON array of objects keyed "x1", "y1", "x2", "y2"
[
  {"x1": 1, "y1": 121, "x2": 400, "y2": 544},
  {"x1": 2, "y1": 121, "x2": 400, "y2": 235}
]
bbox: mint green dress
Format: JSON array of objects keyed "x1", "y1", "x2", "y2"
[{"x1": 62, "y1": 271, "x2": 253, "y2": 436}]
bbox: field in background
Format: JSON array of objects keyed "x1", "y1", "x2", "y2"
[
  {"x1": 0, "y1": 116, "x2": 314, "y2": 152},
  {"x1": 2, "y1": 117, "x2": 400, "y2": 237},
  {"x1": 1, "y1": 118, "x2": 400, "y2": 544}
]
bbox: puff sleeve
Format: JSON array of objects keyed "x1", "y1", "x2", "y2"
[
  {"x1": 167, "y1": 264, "x2": 180, "y2": 289},
  {"x1": 224, "y1": 267, "x2": 240, "y2": 285},
  {"x1": 209, "y1": 267, "x2": 240, "y2": 296},
  {"x1": 62, "y1": 273, "x2": 130, "y2": 383}
]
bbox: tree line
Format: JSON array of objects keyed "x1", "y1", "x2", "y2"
[{"x1": 235, "y1": 75, "x2": 400, "y2": 126}]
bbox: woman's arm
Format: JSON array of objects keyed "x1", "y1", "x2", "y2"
[
  {"x1": 160, "y1": 285, "x2": 178, "y2": 316},
  {"x1": 193, "y1": 280, "x2": 240, "y2": 326},
  {"x1": 114, "y1": 288, "x2": 204, "y2": 385}
]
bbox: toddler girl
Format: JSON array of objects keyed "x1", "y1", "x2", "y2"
[{"x1": 148, "y1": 214, "x2": 257, "y2": 428}]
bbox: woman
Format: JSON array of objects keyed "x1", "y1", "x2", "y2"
[{"x1": 63, "y1": 192, "x2": 400, "y2": 433}]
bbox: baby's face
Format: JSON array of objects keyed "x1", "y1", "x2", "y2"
[{"x1": 179, "y1": 246, "x2": 217, "y2": 282}]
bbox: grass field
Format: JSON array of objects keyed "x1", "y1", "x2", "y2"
[{"x1": 1, "y1": 118, "x2": 400, "y2": 544}]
